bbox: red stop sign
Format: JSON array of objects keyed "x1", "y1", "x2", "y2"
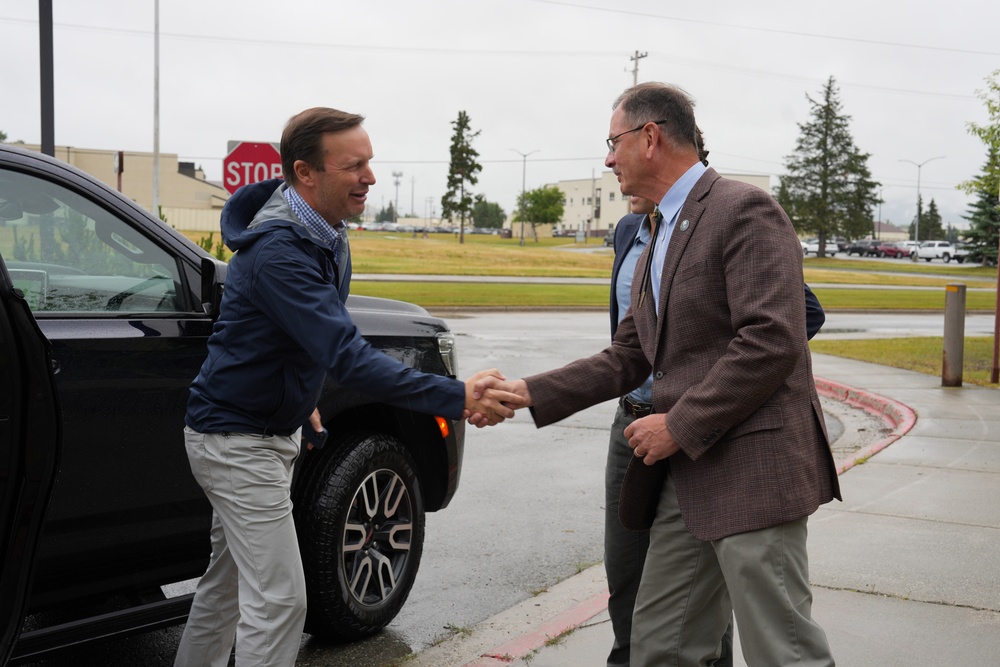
[{"x1": 223, "y1": 142, "x2": 283, "y2": 195}]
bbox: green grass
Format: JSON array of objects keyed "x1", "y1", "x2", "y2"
[
  {"x1": 810, "y1": 336, "x2": 999, "y2": 387},
  {"x1": 803, "y1": 256, "x2": 997, "y2": 279},
  {"x1": 351, "y1": 281, "x2": 609, "y2": 308},
  {"x1": 809, "y1": 288, "x2": 997, "y2": 311},
  {"x1": 350, "y1": 282, "x2": 998, "y2": 311}
]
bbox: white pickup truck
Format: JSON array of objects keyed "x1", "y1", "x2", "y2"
[{"x1": 915, "y1": 240, "x2": 968, "y2": 263}]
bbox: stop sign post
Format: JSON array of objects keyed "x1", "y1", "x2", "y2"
[{"x1": 223, "y1": 142, "x2": 282, "y2": 195}]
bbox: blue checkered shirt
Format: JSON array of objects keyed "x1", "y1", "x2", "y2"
[{"x1": 282, "y1": 184, "x2": 344, "y2": 259}]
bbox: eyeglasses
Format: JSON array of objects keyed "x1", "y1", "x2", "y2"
[{"x1": 606, "y1": 119, "x2": 669, "y2": 153}]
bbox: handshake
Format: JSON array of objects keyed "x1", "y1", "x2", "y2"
[{"x1": 463, "y1": 369, "x2": 531, "y2": 428}]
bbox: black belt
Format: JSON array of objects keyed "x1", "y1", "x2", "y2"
[{"x1": 620, "y1": 396, "x2": 653, "y2": 419}]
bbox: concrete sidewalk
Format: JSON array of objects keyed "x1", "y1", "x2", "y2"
[{"x1": 407, "y1": 353, "x2": 1000, "y2": 666}]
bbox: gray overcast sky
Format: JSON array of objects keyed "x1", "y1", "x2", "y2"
[{"x1": 3, "y1": 0, "x2": 998, "y2": 230}]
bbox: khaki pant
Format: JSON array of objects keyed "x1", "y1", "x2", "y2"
[
  {"x1": 631, "y1": 471, "x2": 834, "y2": 667},
  {"x1": 175, "y1": 428, "x2": 307, "y2": 667}
]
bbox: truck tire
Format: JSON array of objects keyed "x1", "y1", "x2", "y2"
[
  {"x1": 293, "y1": 431, "x2": 425, "y2": 642},
  {"x1": 943, "y1": 253, "x2": 951, "y2": 263}
]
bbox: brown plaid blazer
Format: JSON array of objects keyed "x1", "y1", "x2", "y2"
[{"x1": 526, "y1": 168, "x2": 841, "y2": 541}]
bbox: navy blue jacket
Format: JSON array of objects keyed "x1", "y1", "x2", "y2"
[
  {"x1": 609, "y1": 213, "x2": 825, "y2": 339},
  {"x1": 186, "y1": 179, "x2": 464, "y2": 435}
]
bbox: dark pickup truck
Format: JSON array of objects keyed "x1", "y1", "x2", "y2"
[{"x1": 0, "y1": 144, "x2": 465, "y2": 664}]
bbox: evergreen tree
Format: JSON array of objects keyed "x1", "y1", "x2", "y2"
[
  {"x1": 375, "y1": 202, "x2": 397, "y2": 223},
  {"x1": 440, "y1": 111, "x2": 482, "y2": 244},
  {"x1": 958, "y1": 70, "x2": 1000, "y2": 267},
  {"x1": 776, "y1": 76, "x2": 881, "y2": 257},
  {"x1": 961, "y1": 145, "x2": 999, "y2": 266},
  {"x1": 908, "y1": 197, "x2": 945, "y2": 241}
]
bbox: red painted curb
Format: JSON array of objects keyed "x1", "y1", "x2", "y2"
[
  {"x1": 461, "y1": 590, "x2": 610, "y2": 666},
  {"x1": 814, "y1": 376, "x2": 918, "y2": 474}
]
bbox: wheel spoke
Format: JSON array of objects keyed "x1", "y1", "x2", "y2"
[{"x1": 343, "y1": 521, "x2": 367, "y2": 553}]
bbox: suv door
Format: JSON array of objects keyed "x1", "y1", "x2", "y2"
[
  {"x1": 0, "y1": 161, "x2": 214, "y2": 614},
  {"x1": 0, "y1": 259, "x2": 61, "y2": 664}
]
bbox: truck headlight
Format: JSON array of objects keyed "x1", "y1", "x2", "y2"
[{"x1": 436, "y1": 332, "x2": 457, "y2": 377}]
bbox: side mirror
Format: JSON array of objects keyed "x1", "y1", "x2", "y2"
[{"x1": 200, "y1": 256, "x2": 225, "y2": 316}]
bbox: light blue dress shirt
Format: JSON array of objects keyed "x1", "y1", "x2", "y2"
[
  {"x1": 617, "y1": 219, "x2": 654, "y2": 405},
  {"x1": 650, "y1": 161, "x2": 707, "y2": 308}
]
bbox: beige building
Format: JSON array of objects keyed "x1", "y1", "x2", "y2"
[
  {"x1": 17, "y1": 143, "x2": 229, "y2": 231},
  {"x1": 549, "y1": 170, "x2": 771, "y2": 237}
]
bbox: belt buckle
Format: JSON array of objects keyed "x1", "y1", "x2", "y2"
[{"x1": 624, "y1": 396, "x2": 652, "y2": 419}]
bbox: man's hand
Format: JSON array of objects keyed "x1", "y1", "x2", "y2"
[
  {"x1": 303, "y1": 407, "x2": 326, "y2": 451},
  {"x1": 463, "y1": 369, "x2": 530, "y2": 428},
  {"x1": 624, "y1": 414, "x2": 679, "y2": 465}
]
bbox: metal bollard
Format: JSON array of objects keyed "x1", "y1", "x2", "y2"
[{"x1": 942, "y1": 283, "x2": 966, "y2": 387}]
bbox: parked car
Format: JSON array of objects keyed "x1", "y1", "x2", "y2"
[
  {"x1": 896, "y1": 241, "x2": 919, "y2": 258},
  {"x1": 952, "y1": 242, "x2": 972, "y2": 263},
  {"x1": 915, "y1": 240, "x2": 960, "y2": 262},
  {"x1": 604, "y1": 229, "x2": 615, "y2": 247},
  {"x1": 844, "y1": 240, "x2": 870, "y2": 256},
  {"x1": 877, "y1": 242, "x2": 909, "y2": 259},
  {"x1": 0, "y1": 143, "x2": 466, "y2": 663},
  {"x1": 801, "y1": 238, "x2": 838, "y2": 256}
]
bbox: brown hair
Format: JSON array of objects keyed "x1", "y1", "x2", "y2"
[
  {"x1": 280, "y1": 107, "x2": 365, "y2": 184},
  {"x1": 613, "y1": 83, "x2": 700, "y2": 157}
]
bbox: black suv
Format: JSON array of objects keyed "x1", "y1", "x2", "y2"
[{"x1": 0, "y1": 144, "x2": 465, "y2": 664}]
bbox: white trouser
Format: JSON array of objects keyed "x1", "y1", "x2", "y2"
[{"x1": 175, "y1": 428, "x2": 306, "y2": 667}]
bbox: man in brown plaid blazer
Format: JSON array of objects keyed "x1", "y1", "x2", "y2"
[{"x1": 475, "y1": 83, "x2": 840, "y2": 666}]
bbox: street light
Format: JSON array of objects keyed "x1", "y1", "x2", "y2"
[
  {"x1": 392, "y1": 171, "x2": 403, "y2": 224},
  {"x1": 511, "y1": 148, "x2": 539, "y2": 246},
  {"x1": 898, "y1": 156, "x2": 945, "y2": 245}
]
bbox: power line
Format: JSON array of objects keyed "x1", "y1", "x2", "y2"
[{"x1": 532, "y1": 0, "x2": 1000, "y2": 57}]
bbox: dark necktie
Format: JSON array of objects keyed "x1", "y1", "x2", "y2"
[{"x1": 637, "y1": 208, "x2": 662, "y2": 309}]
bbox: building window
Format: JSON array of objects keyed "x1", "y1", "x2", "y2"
[{"x1": 609, "y1": 192, "x2": 615, "y2": 202}]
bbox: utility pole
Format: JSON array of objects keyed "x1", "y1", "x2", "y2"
[
  {"x1": 630, "y1": 50, "x2": 647, "y2": 86},
  {"x1": 38, "y1": 0, "x2": 54, "y2": 157},
  {"x1": 392, "y1": 171, "x2": 402, "y2": 224},
  {"x1": 511, "y1": 148, "x2": 538, "y2": 246},
  {"x1": 153, "y1": 0, "x2": 160, "y2": 218}
]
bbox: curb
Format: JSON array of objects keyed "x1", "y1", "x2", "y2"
[
  {"x1": 417, "y1": 379, "x2": 918, "y2": 667},
  {"x1": 461, "y1": 591, "x2": 610, "y2": 666},
  {"x1": 814, "y1": 376, "x2": 918, "y2": 474}
]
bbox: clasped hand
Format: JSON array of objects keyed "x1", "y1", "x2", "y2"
[
  {"x1": 464, "y1": 369, "x2": 531, "y2": 427},
  {"x1": 463, "y1": 371, "x2": 532, "y2": 428}
]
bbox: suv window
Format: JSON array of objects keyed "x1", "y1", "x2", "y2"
[{"x1": 0, "y1": 168, "x2": 184, "y2": 314}]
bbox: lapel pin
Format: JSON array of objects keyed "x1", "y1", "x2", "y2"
[{"x1": 679, "y1": 219, "x2": 690, "y2": 231}]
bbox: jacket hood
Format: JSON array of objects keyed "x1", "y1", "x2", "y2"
[{"x1": 221, "y1": 178, "x2": 316, "y2": 251}]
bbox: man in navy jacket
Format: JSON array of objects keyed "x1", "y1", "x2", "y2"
[{"x1": 177, "y1": 107, "x2": 520, "y2": 667}]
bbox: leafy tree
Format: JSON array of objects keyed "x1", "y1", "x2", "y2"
[
  {"x1": 907, "y1": 196, "x2": 945, "y2": 241},
  {"x1": 512, "y1": 185, "x2": 566, "y2": 242},
  {"x1": 471, "y1": 195, "x2": 506, "y2": 229},
  {"x1": 0, "y1": 130, "x2": 7, "y2": 142},
  {"x1": 958, "y1": 70, "x2": 1000, "y2": 267},
  {"x1": 440, "y1": 111, "x2": 482, "y2": 244},
  {"x1": 775, "y1": 76, "x2": 881, "y2": 257}
]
